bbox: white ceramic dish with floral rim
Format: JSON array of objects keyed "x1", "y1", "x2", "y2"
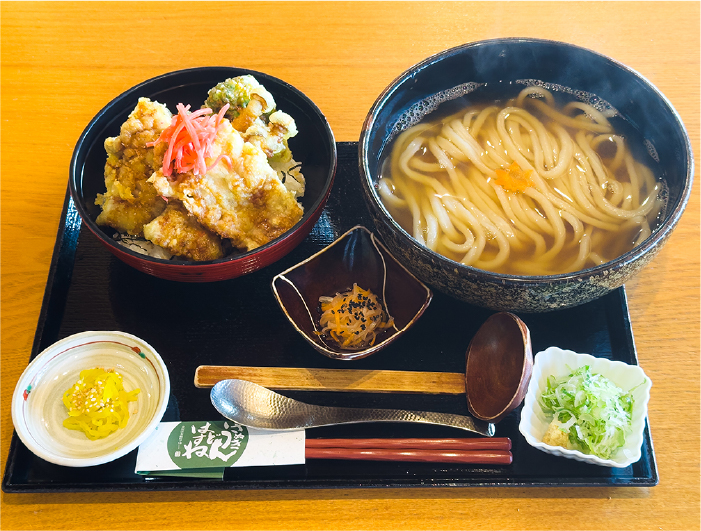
[
  {"x1": 12, "y1": 331, "x2": 170, "y2": 467},
  {"x1": 518, "y1": 346, "x2": 651, "y2": 468}
]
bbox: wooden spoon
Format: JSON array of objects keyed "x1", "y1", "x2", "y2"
[
  {"x1": 464, "y1": 312, "x2": 533, "y2": 422},
  {"x1": 195, "y1": 312, "x2": 532, "y2": 422}
]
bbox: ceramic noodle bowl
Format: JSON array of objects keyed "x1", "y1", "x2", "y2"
[{"x1": 359, "y1": 38, "x2": 693, "y2": 312}]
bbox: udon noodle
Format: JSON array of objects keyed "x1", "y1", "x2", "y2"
[{"x1": 378, "y1": 86, "x2": 665, "y2": 275}]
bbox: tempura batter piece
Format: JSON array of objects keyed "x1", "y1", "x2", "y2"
[
  {"x1": 96, "y1": 98, "x2": 172, "y2": 235},
  {"x1": 143, "y1": 202, "x2": 224, "y2": 261},
  {"x1": 149, "y1": 120, "x2": 304, "y2": 252}
]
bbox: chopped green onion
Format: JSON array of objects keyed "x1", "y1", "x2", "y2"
[{"x1": 538, "y1": 365, "x2": 641, "y2": 460}]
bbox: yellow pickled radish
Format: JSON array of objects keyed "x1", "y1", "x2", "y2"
[{"x1": 62, "y1": 367, "x2": 140, "y2": 440}]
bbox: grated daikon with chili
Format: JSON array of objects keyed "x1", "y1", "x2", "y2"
[
  {"x1": 494, "y1": 161, "x2": 534, "y2": 193},
  {"x1": 62, "y1": 368, "x2": 140, "y2": 441},
  {"x1": 147, "y1": 102, "x2": 231, "y2": 178},
  {"x1": 318, "y1": 284, "x2": 395, "y2": 349}
]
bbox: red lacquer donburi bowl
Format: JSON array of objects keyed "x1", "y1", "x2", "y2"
[{"x1": 69, "y1": 67, "x2": 336, "y2": 282}]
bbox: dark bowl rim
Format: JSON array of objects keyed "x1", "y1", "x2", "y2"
[
  {"x1": 359, "y1": 37, "x2": 694, "y2": 286},
  {"x1": 69, "y1": 66, "x2": 337, "y2": 267}
]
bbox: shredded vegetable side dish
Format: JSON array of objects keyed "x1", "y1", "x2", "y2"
[
  {"x1": 538, "y1": 365, "x2": 640, "y2": 459},
  {"x1": 317, "y1": 284, "x2": 395, "y2": 349},
  {"x1": 62, "y1": 368, "x2": 140, "y2": 440}
]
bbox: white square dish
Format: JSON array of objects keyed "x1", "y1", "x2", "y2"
[{"x1": 518, "y1": 346, "x2": 651, "y2": 468}]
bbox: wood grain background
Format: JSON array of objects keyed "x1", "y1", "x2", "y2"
[{"x1": 2, "y1": 2, "x2": 699, "y2": 529}]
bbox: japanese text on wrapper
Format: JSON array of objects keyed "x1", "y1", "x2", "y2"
[{"x1": 175, "y1": 421, "x2": 245, "y2": 462}]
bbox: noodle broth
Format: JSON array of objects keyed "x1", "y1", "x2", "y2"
[{"x1": 377, "y1": 83, "x2": 667, "y2": 276}]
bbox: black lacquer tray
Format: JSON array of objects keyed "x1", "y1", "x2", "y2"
[{"x1": 2, "y1": 142, "x2": 658, "y2": 492}]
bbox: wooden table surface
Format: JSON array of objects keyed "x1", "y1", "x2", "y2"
[{"x1": 2, "y1": 2, "x2": 699, "y2": 529}]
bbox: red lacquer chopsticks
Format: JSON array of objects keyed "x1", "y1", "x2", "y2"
[{"x1": 305, "y1": 437, "x2": 512, "y2": 464}]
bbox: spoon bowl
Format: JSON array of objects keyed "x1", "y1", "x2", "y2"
[
  {"x1": 465, "y1": 312, "x2": 533, "y2": 423},
  {"x1": 211, "y1": 379, "x2": 495, "y2": 436}
]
